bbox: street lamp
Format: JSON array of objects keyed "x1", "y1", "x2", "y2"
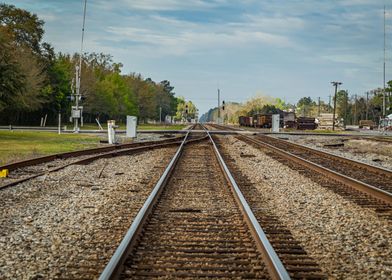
[{"x1": 331, "y1": 81, "x2": 342, "y2": 131}]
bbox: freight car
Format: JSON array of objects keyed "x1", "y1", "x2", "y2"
[
  {"x1": 296, "y1": 117, "x2": 317, "y2": 130},
  {"x1": 238, "y1": 116, "x2": 253, "y2": 127},
  {"x1": 253, "y1": 114, "x2": 273, "y2": 128},
  {"x1": 282, "y1": 112, "x2": 296, "y2": 128},
  {"x1": 239, "y1": 112, "x2": 317, "y2": 130}
]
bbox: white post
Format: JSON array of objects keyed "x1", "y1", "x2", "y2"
[
  {"x1": 107, "y1": 120, "x2": 116, "y2": 144},
  {"x1": 272, "y1": 114, "x2": 280, "y2": 133},
  {"x1": 43, "y1": 114, "x2": 47, "y2": 127},
  {"x1": 126, "y1": 116, "x2": 137, "y2": 138},
  {"x1": 58, "y1": 113, "x2": 61, "y2": 134},
  {"x1": 159, "y1": 107, "x2": 162, "y2": 124},
  {"x1": 96, "y1": 118, "x2": 103, "y2": 130}
]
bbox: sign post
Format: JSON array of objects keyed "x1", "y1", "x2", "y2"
[
  {"x1": 126, "y1": 116, "x2": 137, "y2": 138},
  {"x1": 272, "y1": 114, "x2": 280, "y2": 133}
]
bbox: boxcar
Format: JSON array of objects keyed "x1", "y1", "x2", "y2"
[
  {"x1": 296, "y1": 117, "x2": 317, "y2": 130},
  {"x1": 254, "y1": 114, "x2": 272, "y2": 128},
  {"x1": 239, "y1": 116, "x2": 253, "y2": 127}
]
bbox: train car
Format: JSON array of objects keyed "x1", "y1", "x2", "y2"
[
  {"x1": 283, "y1": 112, "x2": 296, "y2": 128},
  {"x1": 296, "y1": 117, "x2": 317, "y2": 130},
  {"x1": 239, "y1": 116, "x2": 246, "y2": 127},
  {"x1": 238, "y1": 116, "x2": 253, "y2": 127},
  {"x1": 253, "y1": 114, "x2": 273, "y2": 128},
  {"x1": 246, "y1": 116, "x2": 253, "y2": 126}
]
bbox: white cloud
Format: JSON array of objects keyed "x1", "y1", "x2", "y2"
[{"x1": 95, "y1": 0, "x2": 220, "y2": 11}]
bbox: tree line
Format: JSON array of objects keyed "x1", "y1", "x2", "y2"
[
  {"x1": 200, "y1": 89, "x2": 391, "y2": 125},
  {"x1": 0, "y1": 4, "x2": 196, "y2": 126},
  {"x1": 295, "y1": 87, "x2": 391, "y2": 125}
]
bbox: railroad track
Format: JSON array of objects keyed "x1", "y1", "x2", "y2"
[
  {"x1": 99, "y1": 130, "x2": 297, "y2": 279},
  {"x1": 207, "y1": 123, "x2": 392, "y2": 218},
  {"x1": 0, "y1": 133, "x2": 187, "y2": 173},
  {"x1": 0, "y1": 139, "x2": 184, "y2": 190},
  {"x1": 0, "y1": 125, "x2": 207, "y2": 190},
  {"x1": 254, "y1": 134, "x2": 392, "y2": 194}
]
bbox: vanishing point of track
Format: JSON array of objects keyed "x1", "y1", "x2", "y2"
[{"x1": 99, "y1": 126, "x2": 297, "y2": 279}]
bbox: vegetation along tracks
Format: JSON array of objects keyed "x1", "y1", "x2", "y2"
[{"x1": 0, "y1": 125, "x2": 204, "y2": 190}]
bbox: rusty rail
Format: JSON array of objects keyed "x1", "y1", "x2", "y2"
[
  {"x1": 237, "y1": 135, "x2": 392, "y2": 206},
  {"x1": 99, "y1": 128, "x2": 290, "y2": 280}
]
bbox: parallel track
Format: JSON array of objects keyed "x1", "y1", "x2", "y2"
[
  {"x1": 208, "y1": 124, "x2": 392, "y2": 208},
  {"x1": 99, "y1": 130, "x2": 291, "y2": 279},
  {"x1": 212, "y1": 136, "x2": 326, "y2": 279},
  {"x1": 255, "y1": 134, "x2": 392, "y2": 193},
  {"x1": 0, "y1": 125, "x2": 207, "y2": 190},
  {"x1": 0, "y1": 135, "x2": 185, "y2": 172}
]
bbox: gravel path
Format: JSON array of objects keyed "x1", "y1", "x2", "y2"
[
  {"x1": 0, "y1": 147, "x2": 177, "y2": 279},
  {"x1": 280, "y1": 135, "x2": 392, "y2": 170},
  {"x1": 218, "y1": 135, "x2": 392, "y2": 279}
]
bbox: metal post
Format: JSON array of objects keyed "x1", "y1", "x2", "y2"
[
  {"x1": 74, "y1": 66, "x2": 80, "y2": 132},
  {"x1": 383, "y1": 5, "x2": 386, "y2": 117},
  {"x1": 58, "y1": 113, "x2": 61, "y2": 135},
  {"x1": 217, "y1": 88, "x2": 220, "y2": 124},
  {"x1": 328, "y1": 95, "x2": 332, "y2": 112},
  {"x1": 354, "y1": 94, "x2": 357, "y2": 125},
  {"x1": 331, "y1": 81, "x2": 342, "y2": 131},
  {"x1": 366, "y1": 91, "x2": 369, "y2": 120},
  {"x1": 318, "y1": 97, "x2": 321, "y2": 116},
  {"x1": 73, "y1": 0, "x2": 87, "y2": 133},
  {"x1": 159, "y1": 106, "x2": 162, "y2": 124}
]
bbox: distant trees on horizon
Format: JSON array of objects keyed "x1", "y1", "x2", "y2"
[{"x1": 0, "y1": 3, "x2": 195, "y2": 126}]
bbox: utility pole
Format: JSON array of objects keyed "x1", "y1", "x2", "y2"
[
  {"x1": 217, "y1": 88, "x2": 220, "y2": 124},
  {"x1": 354, "y1": 94, "x2": 358, "y2": 125},
  {"x1": 383, "y1": 5, "x2": 387, "y2": 117},
  {"x1": 366, "y1": 91, "x2": 369, "y2": 120},
  {"x1": 73, "y1": 0, "x2": 87, "y2": 133},
  {"x1": 331, "y1": 81, "x2": 342, "y2": 131},
  {"x1": 318, "y1": 97, "x2": 321, "y2": 116},
  {"x1": 344, "y1": 91, "x2": 348, "y2": 125},
  {"x1": 159, "y1": 106, "x2": 162, "y2": 124}
]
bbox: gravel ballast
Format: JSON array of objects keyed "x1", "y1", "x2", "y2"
[
  {"x1": 0, "y1": 147, "x2": 177, "y2": 279},
  {"x1": 218, "y1": 135, "x2": 392, "y2": 279},
  {"x1": 280, "y1": 135, "x2": 392, "y2": 170}
]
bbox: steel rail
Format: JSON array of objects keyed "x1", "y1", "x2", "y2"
[
  {"x1": 100, "y1": 126, "x2": 290, "y2": 280},
  {"x1": 0, "y1": 137, "x2": 207, "y2": 190},
  {"x1": 206, "y1": 131, "x2": 290, "y2": 280},
  {"x1": 0, "y1": 124, "x2": 199, "y2": 171},
  {"x1": 0, "y1": 136, "x2": 185, "y2": 172},
  {"x1": 239, "y1": 135, "x2": 392, "y2": 205},
  {"x1": 209, "y1": 124, "x2": 392, "y2": 195},
  {"x1": 99, "y1": 131, "x2": 191, "y2": 280},
  {"x1": 257, "y1": 134, "x2": 392, "y2": 177}
]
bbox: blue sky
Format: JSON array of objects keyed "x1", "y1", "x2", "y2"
[{"x1": 5, "y1": 0, "x2": 391, "y2": 115}]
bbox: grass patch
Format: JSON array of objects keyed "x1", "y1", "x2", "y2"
[
  {"x1": 137, "y1": 124, "x2": 187, "y2": 130},
  {"x1": 0, "y1": 131, "x2": 103, "y2": 165},
  {"x1": 78, "y1": 123, "x2": 187, "y2": 131}
]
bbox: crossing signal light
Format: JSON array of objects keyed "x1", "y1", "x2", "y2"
[
  {"x1": 222, "y1": 100, "x2": 225, "y2": 111},
  {"x1": 185, "y1": 104, "x2": 188, "y2": 114}
]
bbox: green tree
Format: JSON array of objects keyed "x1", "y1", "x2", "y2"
[
  {"x1": 0, "y1": 30, "x2": 25, "y2": 112},
  {"x1": 296, "y1": 97, "x2": 316, "y2": 117},
  {"x1": 336, "y1": 90, "x2": 349, "y2": 121},
  {"x1": 0, "y1": 4, "x2": 44, "y2": 54}
]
